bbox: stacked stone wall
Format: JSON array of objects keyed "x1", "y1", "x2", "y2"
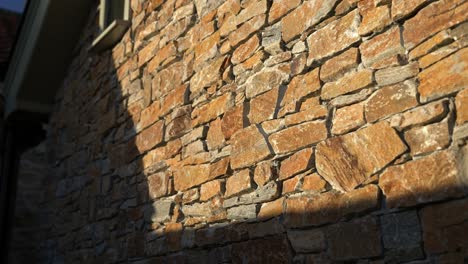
[{"x1": 33, "y1": 0, "x2": 468, "y2": 263}]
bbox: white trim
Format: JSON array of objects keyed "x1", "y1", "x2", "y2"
[{"x1": 3, "y1": 0, "x2": 51, "y2": 117}]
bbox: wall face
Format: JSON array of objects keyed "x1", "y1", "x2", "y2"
[{"x1": 29, "y1": 0, "x2": 468, "y2": 263}]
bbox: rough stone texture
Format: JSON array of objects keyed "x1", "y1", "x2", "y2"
[
  {"x1": 316, "y1": 122, "x2": 407, "y2": 192},
  {"x1": 360, "y1": 26, "x2": 405, "y2": 68},
  {"x1": 227, "y1": 204, "x2": 257, "y2": 220},
  {"x1": 248, "y1": 87, "x2": 278, "y2": 124},
  {"x1": 332, "y1": 102, "x2": 365, "y2": 135},
  {"x1": 456, "y1": 89, "x2": 468, "y2": 125},
  {"x1": 404, "y1": 121, "x2": 450, "y2": 156},
  {"x1": 321, "y1": 69, "x2": 373, "y2": 100},
  {"x1": 279, "y1": 148, "x2": 313, "y2": 180},
  {"x1": 269, "y1": 120, "x2": 328, "y2": 155},
  {"x1": 280, "y1": 68, "x2": 321, "y2": 112},
  {"x1": 231, "y1": 34, "x2": 259, "y2": 64},
  {"x1": 258, "y1": 197, "x2": 284, "y2": 220},
  {"x1": 391, "y1": 0, "x2": 427, "y2": 21},
  {"x1": 365, "y1": 81, "x2": 418, "y2": 122},
  {"x1": 269, "y1": 0, "x2": 301, "y2": 23},
  {"x1": 225, "y1": 169, "x2": 253, "y2": 198},
  {"x1": 403, "y1": 0, "x2": 468, "y2": 49},
  {"x1": 420, "y1": 198, "x2": 468, "y2": 255},
  {"x1": 20, "y1": 0, "x2": 468, "y2": 262},
  {"x1": 358, "y1": 5, "x2": 391, "y2": 36},
  {"x1": 284, "y1": 185, "x2": 380, "y2": 227},
  {"x1": 381, "y1": 211, "x2": 424, "y2": 263},
  {"x1": 302, "y1": 173, "x2": 327, "y2": 193},
  {"x1": 245, "y1": 66, "x2": 289, "y2": 99},
  {"x1": 221, "y1": 103, "x2": 244, "y2": 140},
  {"x1": 231, "y1": 125, "x2": 272, "y2": 169},
  {"x1": 231, "y1": 235, "x2": 290, "y2": 263},
  {"x1": 320, "y1": 47, "x2": 359, "y2": 82},
  {"x1": 389, "y1": 99, "x2": 449, "y2": 130},
  {"x1": 418, "y1": 48, "x2": 468, "y2": 102},
  {"x1": 379, "y1": 150, "x2": 465, "y2": 208},
  {"x1": 281, "y1": 0, "x2": 338, "y2": 42},
  {"x1": 327, "y1": 217, "x2": 382, "y2": 260},
  {"x1": 200, "y1": 179, "x2": 223, "y2": 201},
  {"x1": 223, "y1": 181, "x2": 279, "y2": 208},
  {"x1": 307, "y1": 9, "x2": 361, "y2": 64},
  {"x1": 288, "y1": 229, "x2": 325, "y2": 253},
  {"x1": 375, "y1": 63, "x2": 420, "y2": 86}
]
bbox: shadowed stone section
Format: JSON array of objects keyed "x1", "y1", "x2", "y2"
[
  {"x1": 284, "y1": 185, "x2": 379, "y2": 227},
  {"x1": 327, "y1": 217, "x2": 382, "y2": 260},
  {"x1": 231, "y1": 125, "x2": 273, "y2": 169},
  {"x1": 379, "y1": 150, "x2": 466, "y2": 208},
  {"x1": 287, "y1": 229, "x2": 325, "y2": 253},
  {"x1": 381, "y1": 211, "x2": 424, "y2": 263},
  {"x1": 420, "y1": 198, "x2": 468, "y2": 254},
  {"x1": 281, "y1": 0, "x2": 338, "y2": 42},
  {"x1": 232, "y1": 235, "x2": 291, "y2": 263},
  {"x1": 316, "y1": 122, "x2": 407, "y2": 192},
  {"x1": 307, "y1": 9, "x2": 360, "y2": 65},
  {"x1": 418, "y1": 48, "x2": 468, "y2": 103}
]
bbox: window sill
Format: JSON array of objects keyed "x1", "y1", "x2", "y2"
[{"x1": 90, "y1": 19, "x2": 130, "y2": 53}]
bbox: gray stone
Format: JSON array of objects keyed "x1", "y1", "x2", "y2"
[
  {"x1": 375, "y1": 63, "x2": 420, "y2": 86},
  {"x1": 288, "y1": 228, "x2": 326, "y2": 253},
  {"x1": 193, "y1": 0, "x2": 223, "y2": 18},
  {"x1": 381, "y1": 210, "x2": 422, "y2": 249},
  {"x1": 227, "y1": 204, "x2": 258, "y2": 220},
  {"x1": 223, "y1": 181, "x2": 279, "y2": 208},
  {"x1": 248, "y1": 218, "x2": 285, "y2": 239},
  {"x1": 147, "y1": 199, "x2": 174, "y2": 223},
  {"x1": 262, "y1": 24, "x2": 283, "y2": 55},
  {"x1": 329, "y1": 89, "x2": 373, "y2": 107},
  {"x1": 182, "y1": 201, "x2": 212, "y2": 217}
]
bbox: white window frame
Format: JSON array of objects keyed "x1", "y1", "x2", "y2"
[{"x1": 91, "y1": 0, "x2": 131, "y2": 52}]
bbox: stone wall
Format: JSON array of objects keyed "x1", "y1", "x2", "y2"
[{"x1": 36, "y1": 0, "x2": 468, "y2": 263}]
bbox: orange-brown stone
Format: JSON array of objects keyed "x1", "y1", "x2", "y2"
[
  {"x1": 321, "y1": 69, "x2": 373, "y2": 100},
  {"x1": 268, "y1": 0, "x2": 301, "y2": 23},
  {"x1": 365, "y1": 81, "x2": 418, "y2": 122},
  {"x1": 403, "y1": 0, "x2": 468, "y2": 49},
  {"x1": 418, "y1": 48, "x2": 468, "y2": 103},
  {"x1": 231, "y1": 125, "x2": 273, "y2": 169},
  {"x1": 269, "y1": 120, "x2": 328, "y2": 155},
  {"x1": 284, "y1": 185, "x2": 380, "y2": 227},
  {"x1": 316, "y1": 122, "x2": 407, "y2": 192},
  {"x1": 231, "y1": 34, "x2": 259, "y2": 64},
  {"x1": 281, "y1": 0, "x2": 338, "y2": 42},
  {"x1": 225, "y1": 169, "x2": 253, "y2": 197},
  {"x1": 404, "y1": 121, "x2": 450, "y2": 156},
  {"x1": 360, "y1": 26, "x2": 405, "y2": 68},
  {"x1": 307, "y1": 9, "x2": 360, "y2": 64},
  {"x1": 320, "y1": 48, "x2": 359, "y2": 82},
  {"x1": 135, "y1": 120, "x2": 165, "y2": 153},
  {"x1": 332, "y1": 102, "x2": 365, "y2": 135},
  {"x1": 248, "y1": 87, "x2": 278, "y2": 124},
  {"x1": 200, "y1": 179, "x2": 223, "y2": 201},
  {"x1": 456, "y1": 89, "x2": 468, "y2": 125},
  {"x1": 279, "y1": 148, "x2": 313, "y2": 180},
  {"x1": 221, "y1": 103, "x2": 244, "y2": 140},
  {"x1": 379, "y1": 150, "x2": 464, "y2": 208}
]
